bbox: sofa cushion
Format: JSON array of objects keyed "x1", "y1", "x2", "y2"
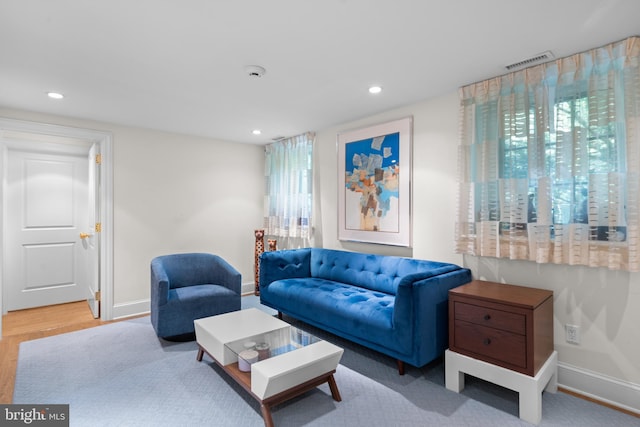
[
  {"x1": 169, "y1": 284, "x2": 236, "y2": 302},
  {"x1": 263, "y1": 277, "x2": 409, "y2": 352},
  {"x1": 156, "y1": 284, "x2": 239, "y2": 338}
]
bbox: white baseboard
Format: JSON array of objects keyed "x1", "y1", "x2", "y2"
[
  {"x1": 110, "y1": 299, "x2": 150, "y2": 320},
  {"x1": 558, "y1": 362, "x2": 640, "y2": 415},
  {"x1": 242, "y1": 282, "x2": 255, "y2": 295},
  {"x1": 109, "y1": 283, "x2": 257, "y2": 320}
]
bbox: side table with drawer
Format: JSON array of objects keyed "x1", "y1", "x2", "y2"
[{"x1": 445, "y1": 280, "x2": 558, "y2": 425}]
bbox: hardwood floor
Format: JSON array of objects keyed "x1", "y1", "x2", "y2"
[{"x1": 0, "y1": 301, "x2": 113, "y2": 403}]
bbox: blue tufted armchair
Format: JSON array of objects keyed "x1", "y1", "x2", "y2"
[{"x1": 150, "y1": 253, "x2": 241, "y2": 338}]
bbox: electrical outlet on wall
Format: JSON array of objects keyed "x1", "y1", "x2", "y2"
[{"x1": 566, "y1": 324, "x2": 580, "y2": 344}]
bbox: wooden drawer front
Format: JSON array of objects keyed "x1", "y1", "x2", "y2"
[
  {"x1": 454, "y1": 302, "x2": 526, "y2": 335},
  {"x1": 453, "y1": 320, "x2": 527, "y2": 368}
]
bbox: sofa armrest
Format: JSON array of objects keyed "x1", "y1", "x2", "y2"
[
  {"x1": 150, "y1": 260, "x2": 170, "y2": 306},
  {"x1": 394, "y1": 267, "x2": 472, "y2": 361},
  {"x1": 394, "y1": 266, "x2": 465, "y2": 326},
  {"x1": 259, "y1": 248, "x2": 312, "y2": 290}
]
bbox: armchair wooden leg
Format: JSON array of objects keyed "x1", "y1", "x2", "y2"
[{"x1": 397, "y1": 360, "x2": 405, "y2": 375}]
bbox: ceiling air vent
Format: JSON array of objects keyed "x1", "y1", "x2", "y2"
[{"x1": 505, "y1": 51, "x2": 555, "y2": 71}]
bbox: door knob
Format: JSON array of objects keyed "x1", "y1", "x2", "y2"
[{"x1": 80, "y1": 232, "x2": 90, "y2": 239}]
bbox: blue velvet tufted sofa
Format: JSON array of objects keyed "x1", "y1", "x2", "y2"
[{"x1": 259, "y1": 248, "x2": 472, "y2": 374}]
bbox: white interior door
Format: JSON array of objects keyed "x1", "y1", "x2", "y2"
[
  {"x1": 0, "y1": 118, "x2": 113, "y2": 329},
  {"x1": 5, "y1": 147, "x2": 90, "y2": 311},
  {"x1": 85, "y1": 143, "x2": 100, "y2": 318}
]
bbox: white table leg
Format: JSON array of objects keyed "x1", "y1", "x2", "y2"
[
  {"x1": 444, "y1": 350, "x2": 558, "y2": 425},
  {"x1": 519, "y1": 385, "x2": 542, "y2": 425},
  {"x1": 445, "y1": 349, "x2": 465, "y2": 392}
]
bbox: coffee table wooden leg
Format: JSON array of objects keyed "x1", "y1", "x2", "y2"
[
  {"x1": 196, "y1": 347, "x2": 204, "y2": 362},
  {"x1": 260, "y1": 403, "x2": 274, "y2": 427},
  {"x1": 327, "y1": 374, "x2": 342, "y2": 402}
]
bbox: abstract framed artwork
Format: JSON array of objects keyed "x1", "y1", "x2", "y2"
[{"x1": 337, "y1": 117, "x2": 412, "y2": 247}]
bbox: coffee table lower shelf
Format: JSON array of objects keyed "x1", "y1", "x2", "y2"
[{"x1": 197, "y1": 346, "x2": 342, "y2": 427}]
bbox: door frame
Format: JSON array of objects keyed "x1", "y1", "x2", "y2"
[{"x1": 0, "y1": 118, "x2": 114, "y2": 333}]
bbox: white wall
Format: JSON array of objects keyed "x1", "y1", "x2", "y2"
[
  {"x1": 314, "y1": 91, "x2": 640, "y2": 413},
  {"x1": 0, "y1": 108, "x2": 264, "y2": 313},
  {"x1": 110, "y1": 125, "x2": 264, "y2": 306}
]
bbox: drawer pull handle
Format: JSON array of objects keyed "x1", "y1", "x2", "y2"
[
  {"x1": 483, "y1": 314, "x2": 491, "y2": 321},
  {"x1": 483, "y1": 338, "x2": 491, "y2": 345}
]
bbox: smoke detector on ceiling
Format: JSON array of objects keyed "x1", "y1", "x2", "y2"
[
  {"x1": 505, "y1": 51, "x2": 555, "y2": 71},
  {"x1": 245, "y1": 65, "x2": 266, "y2": 78}
]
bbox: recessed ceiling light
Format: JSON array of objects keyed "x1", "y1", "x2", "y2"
[
  {"x1": 252, "y1": 129, "x2": 262, "y2": 135},
  {"x1": 47, "y1": 92, "x2": 64, "y2": 99},
  {"x1": 368, "y1": 86, "x2": 382, "y2": 94},
  {"x1": 245, "y1": 65, "x2": 266, "y2": 78}
]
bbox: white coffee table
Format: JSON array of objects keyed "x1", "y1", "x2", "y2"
[{"x1": 194, "y1": 308, "x2": 344, "y2": 427}]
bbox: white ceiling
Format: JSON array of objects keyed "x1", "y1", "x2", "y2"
[{"x1": 1, "y1": 0, "x2": 639, "y2": 144}]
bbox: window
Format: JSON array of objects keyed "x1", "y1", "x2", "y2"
[
  {"x1": 456, "y1": 37, "x2": 640, "y2": 271},
  {"x1": 498, "y1": 95, "x2": 626, "y2": 240},
  {"x1": 263, "y1": 133, "x2": 314, "y2": 249}
]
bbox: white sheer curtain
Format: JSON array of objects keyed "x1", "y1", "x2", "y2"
[
  {"x1": 263, "y1": 132, "x2": 314, "y2": 249},
  {"x1": 455, "y1": 37, "x2": 640, "y2": 271}
]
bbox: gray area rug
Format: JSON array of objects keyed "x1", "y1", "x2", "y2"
[{"x1": 14, "y1": 297, "x2": 639, "y2": 426}]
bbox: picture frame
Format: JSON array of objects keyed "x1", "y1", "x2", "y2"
[{"x1": 337, "y1": 117, "x2": 412, "y2": 247}]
